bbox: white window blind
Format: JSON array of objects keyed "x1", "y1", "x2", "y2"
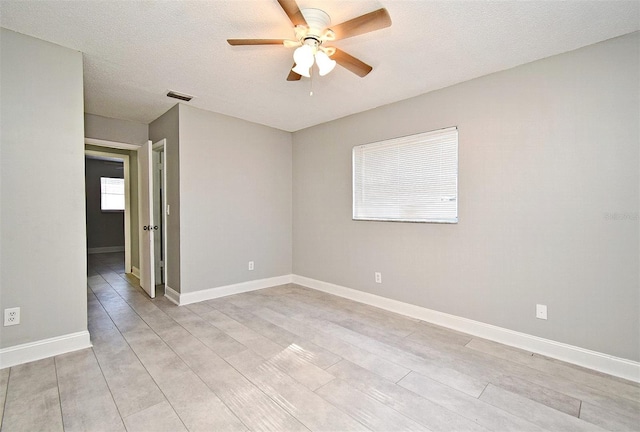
[
  {"x1": 100, "y1": 177, "x2": 125, "y2": 211},
  {"x1": 353, "y1": 127, "x2": 458, "y2": 223}
]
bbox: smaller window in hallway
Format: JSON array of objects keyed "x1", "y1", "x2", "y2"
[{"x1": 100, "y1": 177, "x2": 125, "y2": 211}]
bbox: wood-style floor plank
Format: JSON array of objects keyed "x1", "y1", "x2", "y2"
[{"x1": 1, "y1": 252, "x2": 638, "y2": 432}]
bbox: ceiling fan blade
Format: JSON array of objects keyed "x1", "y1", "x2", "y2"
[
  {"x1": 277, "y1": 0, "x2": 307, "y2": 26},
  {"x1": 332, "y1": 48, "x2": 373, "y2": 77},
  {"x1": 330, "y1": 8, "x2": 391, "y2": 40},
  {"x1": 227, "y1": 39, "x2": 287, "y2": 46},
  {"x1": 287, "y1": 63, "x2": 302, "y2": 81}
]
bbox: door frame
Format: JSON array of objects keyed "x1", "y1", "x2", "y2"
[
  {"x1": 152, "y1": 139, "x2": 167, "y2": 287},
  {"x1": 84, "y1": 147, "x2": 132, "y2": 274}
]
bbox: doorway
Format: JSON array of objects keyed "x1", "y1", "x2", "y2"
[{"x1": 85, "y1": 149, "x2": 132, "y2": 274}]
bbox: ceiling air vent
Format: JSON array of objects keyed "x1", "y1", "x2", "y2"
[{"x1": 166, "y1": 91, "x2": 194, "y2": 102}]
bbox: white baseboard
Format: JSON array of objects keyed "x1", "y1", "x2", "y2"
[
  {"x1": 175, "y1": 275, "x2": 294, "y2": 305},
  {"x1": 0, "y1": 331, "x2": 92, "y2": 369},
  {"x1": 88, "y1": 246, "x2": 125, "y2": 254},
  {"x1": 164, "y1": 285, "x2": 180, "y2": 305},
  {"x1": 292, "y1": 275, "x2": 640, "y2": 383},
  {"x1": 131, "y1": 266, "x2": 140, "y2": 279}
]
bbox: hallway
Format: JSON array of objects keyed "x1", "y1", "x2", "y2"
[{"x1": 0, "y1": 253, "x2": 638, "y2": 431}]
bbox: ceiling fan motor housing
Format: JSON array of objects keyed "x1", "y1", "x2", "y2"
[{"x1": 301, "y1": 8, "x2": 331, "y2": 38}]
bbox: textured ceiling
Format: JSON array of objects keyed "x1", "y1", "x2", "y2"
[{"x1": 1, "y1": 1, "x2": 638, "y2": 132}]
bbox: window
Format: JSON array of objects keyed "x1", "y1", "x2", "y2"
[
  {"x1": 100, "y1": 177, "x2": 125, "y2": 211},
  {"x1": 353, "y1": 127, "x2": 458, "y2": 223}
]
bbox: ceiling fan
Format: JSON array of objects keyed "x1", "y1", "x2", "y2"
[{"x1": 227, "y1": 0, "x2": 391, "y2": 81}]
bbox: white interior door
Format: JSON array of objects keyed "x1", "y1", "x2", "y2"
[{"x1": 139, "y1": 140, "x2": 155, "y2": 298}]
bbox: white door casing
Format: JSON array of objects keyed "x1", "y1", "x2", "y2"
[{"x1": 152, "y1": 141, "x2": 166, "y2": 285}]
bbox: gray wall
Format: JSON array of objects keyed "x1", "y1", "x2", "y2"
[
  {"x1": 149, "y1": 105, "x2": 181, "y2": 292},
  {"x1": 292, "y1": 33, "x2": 639, "y2": 361},
  {"x1": 85, "y1": 144, "x2": 140, "y2": 269},
  {"x1": 0, "y1": 29, "x2": 87, "y2": 348},
  {"x1": 85, "y1": 158, "x2": 125, "y2": 249},
  {"x1": 179, "y1": 104, "x2": 293, "y2": 292},
  {"x1": 85, "y1": 113, "x2": 148, "y2": 145}
]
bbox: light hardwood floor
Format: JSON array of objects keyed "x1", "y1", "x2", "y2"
[{"x1": 1, "y1": 252, "x2": 638, "y2": 431}]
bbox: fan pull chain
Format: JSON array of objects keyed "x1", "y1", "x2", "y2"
[{"x1": 309, "y1": 67, "x2": 314, "y2": 96}]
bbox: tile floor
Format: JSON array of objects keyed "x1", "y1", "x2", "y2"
[{"x1": 1, "y1": 252, "x2": 638, "y2": 431}]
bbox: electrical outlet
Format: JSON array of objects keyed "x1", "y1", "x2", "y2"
[
  {"x1": 4, "y1": 307, "x2": 20, "y2": 326},
  {"x1": 536, "y1": 304, "x2": 547, "y2": 320},
  {"x1": 248, "y1": 261, "x2": 254, "y2": 271},
  {"x1": 375, "y1": 272, "x2": 382, "y2": 284}
]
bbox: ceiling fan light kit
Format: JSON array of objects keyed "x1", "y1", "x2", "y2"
[
  {"x1": 291, "y1": 37, "x2": 336, "y2": 77},
  {"x1": 227, "y1": 0, "x2": 392, "y2": 84},
  {"x1": 292, "y1": 43, "x2": 314, "y2": 77},
  {"x1": 315, "y1": 50, "x2": 336, "y2": 76}
]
